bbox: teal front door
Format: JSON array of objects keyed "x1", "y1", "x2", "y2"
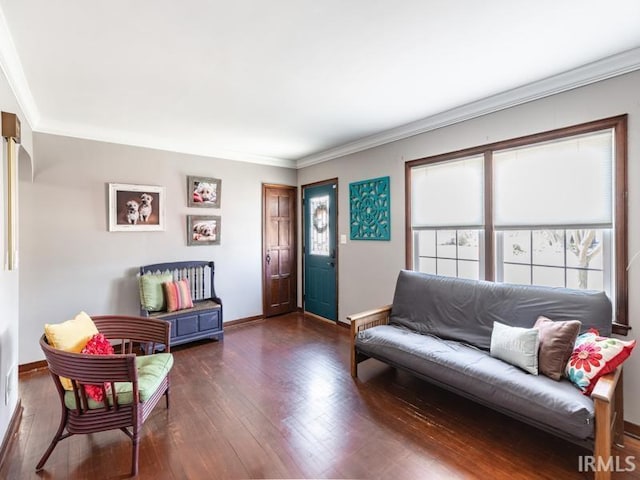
[{"x1": 303, "y1": 182, "x2": 337, "y2": 321}]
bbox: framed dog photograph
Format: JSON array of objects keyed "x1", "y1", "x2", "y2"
[
  {"x1": 188, "y1": 175, "x2": 221, "y2": 208},
  {"x1": 187, "y1": 215, "x2": 221, "y2": 245},
  {"x1": 108, "y1": 183, "x2": 165, "y2": 232}
]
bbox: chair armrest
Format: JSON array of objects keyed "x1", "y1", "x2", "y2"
[{"x1": 348, "y1": 305, "x2": 391, "y2": 378}]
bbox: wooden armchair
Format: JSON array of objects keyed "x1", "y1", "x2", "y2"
[{"x1": 36, "y1": 315, "x2": 173, "y2": 477}]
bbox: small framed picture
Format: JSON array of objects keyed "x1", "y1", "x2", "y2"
[
  {"x1": 108, "y1": 183, "x2": 165, "y2": 232},
  {"x1": 187, "y1": 215, "x2": 221, "y2": 245},
  {"x1": 188, "y1": 175, "x2": 221, "y2": 208}
]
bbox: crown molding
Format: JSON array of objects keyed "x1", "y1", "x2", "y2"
[
  {"x1": 36, "y1": 120, "x2": 297, "y2": 169},
  {"x1": 0, "y1": 6, "x2": 39, "y2": 129},
  {"x1": 296, "y1": 46, "x2": 640, "y2": 169}
]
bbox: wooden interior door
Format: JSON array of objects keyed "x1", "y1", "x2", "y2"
[{"x1": 263, "y1": 184, "x2": 297, "y2": 317}]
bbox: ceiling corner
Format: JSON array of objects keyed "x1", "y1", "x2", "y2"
[{"x1": 0, "y1": 5, "x2": 40, "y2": 129}]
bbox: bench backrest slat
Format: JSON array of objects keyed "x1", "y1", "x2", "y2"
[{"x1": 139, "y1": 261, "x2": 219, "y2": 314}]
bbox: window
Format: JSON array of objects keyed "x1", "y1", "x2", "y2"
[
  {"x1": 410, "y1": 155, "x2": 485, "y2": 279},
  {"x1": 406, "y1": 116, "x2": 628, "y2": 333}
]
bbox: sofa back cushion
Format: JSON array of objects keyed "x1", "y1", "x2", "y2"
[{"x1": 389, "y1": 270, "x2": 612, "y2": 350}]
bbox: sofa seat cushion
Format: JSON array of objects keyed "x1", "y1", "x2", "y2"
[
  {"x1": 64, "y1": 353, "x2": 174, "y2": 410},
  {"x1": 356, "y1": 325, "x2": 595, "y2": 440}
]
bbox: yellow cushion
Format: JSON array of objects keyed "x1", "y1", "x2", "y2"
[{"x1": 44, "y1": 311, "x2": 98, "y2": 390}]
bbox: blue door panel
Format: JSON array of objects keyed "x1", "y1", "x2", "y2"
[{"x1": 304, "y1": 183, "x2": 337, "y2": 321}]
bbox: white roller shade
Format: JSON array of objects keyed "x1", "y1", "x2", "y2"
[
  {"x1": 411, "y1": 155, "x2": 484, "y2": 227},
  {"x1": 493, "y1": 130, "x2": 613, "y2": 228}
]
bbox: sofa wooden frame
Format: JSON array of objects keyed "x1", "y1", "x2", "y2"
[{"x1": 349, "y1": 305, "x2": 625, "y2": 480}]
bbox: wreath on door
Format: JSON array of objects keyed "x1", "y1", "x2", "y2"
[{"x1": 312, "y1": 204, "x2": 328, "y2": 233}]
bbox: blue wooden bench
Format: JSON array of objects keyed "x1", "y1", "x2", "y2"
[{"x1": 139, "y1": 260, "x2": 223, "y2": 350}]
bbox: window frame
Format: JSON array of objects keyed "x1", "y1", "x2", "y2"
[{"x1": 405, "y1": 115, "x2": 629, "y2": 334}]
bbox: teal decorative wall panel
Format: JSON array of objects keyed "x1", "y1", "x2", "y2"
[{"x1": 349, "y1": 176, "x2": 390, "y2": 240}]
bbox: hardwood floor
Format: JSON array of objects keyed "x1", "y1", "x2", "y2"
[{"x1": 3, "y1": 313, "x2": 640, "y2": 479}]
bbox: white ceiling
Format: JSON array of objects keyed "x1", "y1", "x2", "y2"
[{"x1": 1, "y1": 1, "x2": 639, "y2": 168}]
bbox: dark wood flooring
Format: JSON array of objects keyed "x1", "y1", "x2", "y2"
[{"x1": 3, "y1": 313, "x2": 639, "y2": 479}]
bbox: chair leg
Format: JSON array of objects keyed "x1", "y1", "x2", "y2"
[
  {"x1": 36, "y1": 409, "x2": 68, "y2": 471},
  {"x1": 131, "y1": 425, "x2": 140, "y2": 477},
  {"x1": 165, "y1": 387, "x2": 170, "y2": 409}
]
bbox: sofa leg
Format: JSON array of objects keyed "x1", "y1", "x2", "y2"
[{"x1": 351, "y1": 350, "x2": 358, "y2": 378}]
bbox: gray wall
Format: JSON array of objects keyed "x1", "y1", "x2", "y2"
[
  {"x1": 298, "y1": 70, "x2": 640, "y2": 425},
  {"x1": 18, "y1": 133, "x2": 296, "y2": 364},
  {"x1": 0, "y1": 67, "x2": 33, "y2": 445}
]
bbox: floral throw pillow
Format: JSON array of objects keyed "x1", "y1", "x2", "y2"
[
  {"x1": 565, "y1": 329, "x2": 636, "y2": 395},
  {"x1": 81, "y1": 333, "x2": 115, "y2": 402}
]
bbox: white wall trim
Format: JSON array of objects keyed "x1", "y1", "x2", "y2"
[
  {"x1": 0, "y1": 6, "x2": 39, "y2": 129},
  {"x1": 296, "y1": 46, "x2": 640, "y2": 168}
]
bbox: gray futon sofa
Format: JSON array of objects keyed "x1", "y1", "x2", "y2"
[{"x1": 349, "y1": 270, "x2": 624, "y2": 480}]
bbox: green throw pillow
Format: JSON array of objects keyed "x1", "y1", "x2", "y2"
[{"x1": 139, "y1": 273, "x2": 173, "y2": 312}]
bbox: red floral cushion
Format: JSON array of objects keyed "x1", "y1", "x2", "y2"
[
  {"x1": 565, "y1": 329, "x2": 635, "y2": 395},
  {"x1": 81, "y1": 333, "x2": 114, "y2": 402}
]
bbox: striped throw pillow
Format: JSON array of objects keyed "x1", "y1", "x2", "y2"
[{"x1": 163, "y1": 280, "x2": 194, "y2": 312}]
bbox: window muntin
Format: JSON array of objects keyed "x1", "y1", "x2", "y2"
[
  {"x1": 414, "y1": 229, "x2": 482, "y2": 280},
  {"x1": 497, "y1": 229, "x2": 608, "y2": 293}
]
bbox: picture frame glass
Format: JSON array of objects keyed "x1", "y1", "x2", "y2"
[
  {"x1": 188, "y1": 176, "x2": 221, "y2": 208},
  {"x1": 188, "y1": 215, "x2": 221, "y2": 245}
]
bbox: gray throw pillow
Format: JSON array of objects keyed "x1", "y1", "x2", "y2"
[{"x1": 490, "y1": 321, "x2": 539, "y2": 375}]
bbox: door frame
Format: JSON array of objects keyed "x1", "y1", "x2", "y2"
[
  {"x1": 301, "y1": 178, "x2": 339, "y2": 322},
  {"x1": 262, "y1": 183, "x2": 298, "y2": 317}
]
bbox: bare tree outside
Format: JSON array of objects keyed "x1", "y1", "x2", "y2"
[
  {"x1": 510, "y1": 229, "x2": 602, "y2": 289},
  {"x1": 547, "y1": 229, "x2": 602, "y2": 289}
]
